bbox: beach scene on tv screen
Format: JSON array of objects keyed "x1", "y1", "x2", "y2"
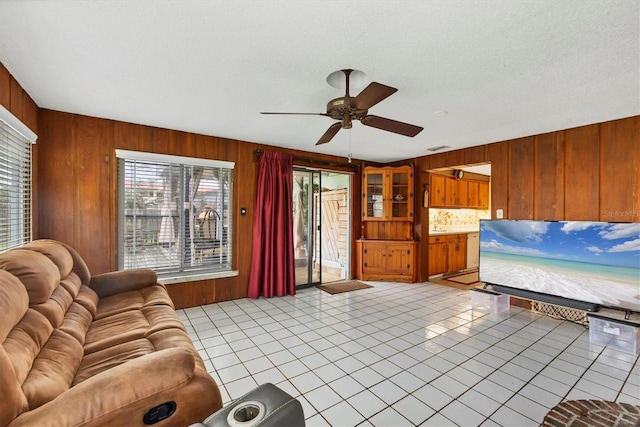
[{"x1": 479, "y1": 220, "x2": 640, "y2": 312}]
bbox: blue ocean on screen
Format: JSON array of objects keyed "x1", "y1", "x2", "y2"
[
  {"x1": 480, "y1": 251, "x2": 639, "y2": 284},
  {"x1": 479, "y1": 220, "x2": 640, "y2": 312}
]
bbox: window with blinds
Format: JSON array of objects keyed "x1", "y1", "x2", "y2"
[
  {"x1": 0, "y1": 108, "x2": 34, "y2": 252},
  {"x1": 116, "y1": 150, "x2": 234, "y2": 279}
]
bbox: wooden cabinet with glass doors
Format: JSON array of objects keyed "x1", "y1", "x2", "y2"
[
  {"x1": 357, "y1": 165, "x2": 417, "y2": 282},
  {"x1": 363, "y1": 166, "x2": 413, "y2": 221}
]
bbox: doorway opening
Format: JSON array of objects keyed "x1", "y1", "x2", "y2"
[
  {"x1": 293, "y1": 168, "x2": 351, "y2": 288},
  {"x1": 426, "y1": 162, "x2": 491, "y2": 285}
]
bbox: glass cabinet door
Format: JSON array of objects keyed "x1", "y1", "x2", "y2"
[
  {"x1": 364, "y1": 171, "x2": 384, "y2": 219},
  {"x1": 391, "y1": 171, "x2": 409, "y2": 218}
]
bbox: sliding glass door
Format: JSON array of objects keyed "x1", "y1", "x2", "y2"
[
  {"x1": 293, "y1": 168, "x2": 351, "y2": 287},
  {"x1": 293, "y1": 169, "x2": 320, "y2": 286}
]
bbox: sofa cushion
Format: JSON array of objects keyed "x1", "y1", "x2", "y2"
[
  {"x1": 22, "y1": 328, "x2": 84, "y2": 409},
  {"x1": 74, "y1": 285, "x2": 99, "y2": 318},
  {"x1": 94, "y1": 284, "x2": 174, "y2": 320},
  {"x1": 21, "y1": 240, "x2": 74, "y2": 281},
  {"x1": 4, "y1": 309, "x2": 53, "y2": 387},
  {"x1": 73, "y1": 338, "x2": 156, "y2": 385},
  {"x1": 0, "y1": 250, "x2": 60, "y2": 305},
  {"x1": 59, "y1": 301, "x2": 94, "y2": 344},
  {"x1": 0, "y1": 270, "x2": 30, "y2": 427},
  {"x1": 19, "y1": 240, "x2": 88, "y2": 305},
  {"x1": 74, "y1": 327, "x2": 202, "y2": 386},
  {"x1": 30, "y1": 283, "x2": 74, "y2": 328},
  {"x1": 0, "y1": 270, "x2": 29, "y2": 342},
  {"x1": 23, "y1": 239, "x2": 91, "y2": 287},
  {"x1": 8, "y1": 302, "x2": 92, "y2": 411},
  {"x1": 84, "y1": 305, "x2": 186, "y2": 354}
]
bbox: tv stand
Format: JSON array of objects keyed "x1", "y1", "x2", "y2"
[{"x1": 489, "y1": 284, "x2": 600, "y2": 313}]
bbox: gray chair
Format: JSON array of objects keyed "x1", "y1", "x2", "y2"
[{"x1": 190, "y1": 383, "x2": 305, "y2": 427}]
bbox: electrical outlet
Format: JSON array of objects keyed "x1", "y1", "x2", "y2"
[{"x1": 496, "y1": 209, "x2": 504, "y2": 219}]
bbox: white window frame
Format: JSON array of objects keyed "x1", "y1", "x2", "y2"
[
  {"x1": 0, "y1": 105, "x2": 37, "y2": 253},
  {"x1": 116, "y1": 149, "x2": 237, "y2": 283}
]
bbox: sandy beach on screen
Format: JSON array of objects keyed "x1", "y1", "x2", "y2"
[{"x1": 480, "y1": 258, "x2": 640, "y2": 312}]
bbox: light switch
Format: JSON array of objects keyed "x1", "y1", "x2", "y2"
[{"x1": 496, "y1": 209, "x2": 503, "y2": 219}]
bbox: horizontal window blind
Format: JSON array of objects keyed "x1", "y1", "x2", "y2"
[
  {"x1": 0, "y1": 113, "x2": 32, "y2": 252},
  {"x1": 117, "y1": 152, "x2": 233, "y2": 278}
]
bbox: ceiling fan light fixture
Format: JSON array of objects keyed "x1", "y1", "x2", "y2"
[{"x1": 326, "y1": 69, "x2": 368, "y2": 91}]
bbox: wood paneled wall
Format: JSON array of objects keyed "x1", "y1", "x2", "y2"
[
  {"x1": 6, "y1": 54, "x2": 637, "y2": 308},
  {"x1": 534, "y1": 132, "x2": 565, "y2": 219},
  {"x1": 0, "y1": 64, "x2": 38, "y2": 132},
  {"x1": 0, "y1": 63, "x2": 40, "y2": 236},
  {"x1": 36, "y1": 109, "x2": 363, "y2": 308},
  {"x1": 416, "y1": 115, "x2": 640, "y2": 282},
  {"x1": 34, "y1": 110, "x2": 640, "y2": 308}
]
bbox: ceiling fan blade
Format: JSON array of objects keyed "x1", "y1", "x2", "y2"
[
  {"x1": 316, "y1": 123, "x2": 342, "y2": 145},
  {"x1": 351, "y1": 82, "x2": 398, "y2": 110},
  {"x1": 260, "y1": 112, "x2": 327, "y2": 116},
  {"x1": 361, "y1": 115, "x2": 423, "y2": 137}
]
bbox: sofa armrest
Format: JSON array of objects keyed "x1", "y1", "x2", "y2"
[
  {"x1": 10, "y1": 348, "x2": 197, "y2": 427},
  {"x1": 89, "y1": 269, "x2": 159, "y2": 298}
]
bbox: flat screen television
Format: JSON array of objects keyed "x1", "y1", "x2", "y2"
[{"x1": 479, "y1": 220, "x2": 640, "y2": 313}]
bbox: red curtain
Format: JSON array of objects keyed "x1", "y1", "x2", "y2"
[{"x1": 247, "y1": 151, "x2": 296, "y2": 298}]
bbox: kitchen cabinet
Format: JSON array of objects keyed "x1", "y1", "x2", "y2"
[
  {"x1": 478, "y1": 181, "x2": 489, "y2": 209},
  {"x1": 447, "y1": 234, "x2": 467, "y2": 272},
  {"x1": 468, "y1": 180, "x2": 490, "y2": 209},
  {"x1": 446, "y1": 178, "x2": 468, "y2": 207},
  {"x1": 428, "y1": 233, "x2": 468, "y2": 276},
  {"x1": 428, "y1": 174, "x2": 446, "y2": 207},
  {"x1": 467, "y1": 181, "x2": 479, "y2": 207},
  {"x1": 357, "y1": 240, "x2": 417, "y2": 282},
  {"x1": 429, "y1": 173, "x2": 489, "y2": 209},
  {"x1": 363, "y1": 166, "x2": 413, "y2": 221},
  {"x1": 428, "y1": 236, "x2": 448, "y2": 276}
]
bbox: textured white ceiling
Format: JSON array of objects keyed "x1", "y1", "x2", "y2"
[{"x1": 0, "y1": 0, "x2": 638, "y2": 162}]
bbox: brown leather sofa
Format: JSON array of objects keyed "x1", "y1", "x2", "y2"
[{"x1": 0, "y1": 239, "x2": 223, "y2": 426}]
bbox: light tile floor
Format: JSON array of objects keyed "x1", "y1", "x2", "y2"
[{"x1": 177, "y1": 281, "x2": 640, "y2": 426}]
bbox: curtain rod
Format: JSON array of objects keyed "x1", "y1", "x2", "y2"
[{"x1": 254, "y1": 149, "x2": 361, "y2": 168}]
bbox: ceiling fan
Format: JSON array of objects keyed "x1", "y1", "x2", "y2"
[{"x1": 261, "y1": 69, "x2": 424, "y2": 145}]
